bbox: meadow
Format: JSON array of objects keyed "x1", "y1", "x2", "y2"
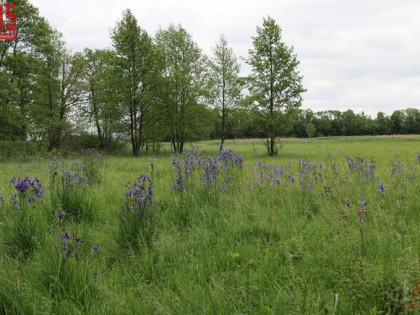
[{"x1": 1, "y1": 136, "x2": 420, "y2": 314}]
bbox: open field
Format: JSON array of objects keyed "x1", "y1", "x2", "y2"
[{"x1": 1, "y1": 136, "x2": 420, "y2": 313}]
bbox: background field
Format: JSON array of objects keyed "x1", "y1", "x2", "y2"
[{"x1": 1, "y1": 136, "x2": 420, "y2": 313}]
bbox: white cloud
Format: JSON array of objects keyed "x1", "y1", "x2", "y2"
[{"x1": 30, "y1": 0, "x2": 420, "y2": 116}]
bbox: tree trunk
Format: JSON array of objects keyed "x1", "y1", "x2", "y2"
[
  {"x1": 268, "y1": 47, "x2": 276, "y2": 156},
  {"x1": 48, "y1": 127, "x2": 62, "y2": 151},
  {"x1": 220, "y1": 72, "x2": 226, "y2": 152},
  {"x1": 270, "y1": 137, "x2": 275, "y2": 156},
  {"x1": 129, "y1": 107, "x2": 136, "y2": 156}
]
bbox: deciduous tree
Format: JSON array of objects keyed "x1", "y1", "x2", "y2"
[{"x1": 246, "y1": 16, "x2": 305, "y2": 155}]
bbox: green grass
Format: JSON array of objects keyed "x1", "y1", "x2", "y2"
[{"x1": 1, "y1": 135, "x2": 420, "y2": 313}]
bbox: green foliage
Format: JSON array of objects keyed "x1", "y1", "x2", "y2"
[
  {"x1": 208, "y1": 35, "x2": 242, "y2": 150},
  {"x1": 117, "y1": 174, "x2": 155, "y2": 251},
  {"x1": 246, "y1": 16, "x2": 305, "y2": 155},
  {"x1": 82, "y1": 49, "x2": 123, "y2": 149},
  {"x1": 1, "y1": 184, "x2": 46, "y2": 260},
  {"x1": 117, "y1": 209, "x2": 155, "y2": 252},
  {"x1": 49, "y1": 160, "x2": 98, "y2": 222},
  {"x1": 0, "y1": 137, "x2": 420, "y2": 312},
  {"x1": 156, "y1": 24, "x2": 209, "y2": 152},
  {"x1": 2, "y1": 0, "x2": 420, "y2": 311},
  {"x1": 306, "y1": 122, "x2": 316, "y2": 138},
  {"x1": 111, "y1": 10, "x2": 162, "y2": 156},
  {"x1": 81, "y1": 148, "x2": 105, "y2": 184},
  {"x1": 35, "y1": 233, "x2": 100, "y2": 312},
  {"x1": 0, "y1": 256, "x2": 34, "y2": 314},
  {"x1": 0, "y1": 140, "x2": 43, "y2": 161}
]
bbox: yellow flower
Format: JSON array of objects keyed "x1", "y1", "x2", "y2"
[{"x1": 229, "y1": 252, "x2": 240, "y2": 258}]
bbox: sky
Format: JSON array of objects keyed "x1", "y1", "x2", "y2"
[{"x1": 30, "y1": 0, "x2": 420, "y2": 116}]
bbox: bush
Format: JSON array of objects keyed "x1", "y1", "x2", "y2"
[{"x1": 0, "y1": 141, "x2": 43, "y2": 161}]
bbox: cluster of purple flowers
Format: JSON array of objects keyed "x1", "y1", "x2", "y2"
[
  {"x1": 9, "y1": 176, "x2": 45, "y2": 205},
  {"x1": 218, "y1": 149, "x2": 244, "y2": 169},
  {"x1": 59, "y1": 231, "x2": 100, "y2": 278},
  {"x1": 60, "y1": 231, "x2": 82, "y2": 260},
  {"x1": 171, "y1": 151, "x2": 207, "y2": 191},
  {"x1": 296, "y1": 158, "x2": 327, "y2": 191},
  {"x1": 172, "y1": 150, "x2": 243, "y2": 192},
  {"x1": 389, "y1": 158, "x2": 417, "y2": 184},
  {"x1": 252, "y1": 161, "x2": 288, "y2": 186},
  {"x1": 346, "y1": 156, "x2": 376, "y2": 183},
  {"x1": 391, "y1": 160, "x2": 405, "y2": 177},
  {"x1": 48, "y1": 158, "x2": 89, "y2": 194},
  {"x1": 122, "y1": 174, "x2": 154, "y2": 219},
  {"x1": 252, "y1": 158, "x2": 329, "y2": 193}
]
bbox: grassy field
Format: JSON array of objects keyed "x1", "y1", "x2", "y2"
[{"x1": 1, "y1": 136, "x2": 420, "y2": 314}]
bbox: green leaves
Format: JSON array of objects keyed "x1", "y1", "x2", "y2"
[
  {"x1": 208, "y1": 36, "x2": 242, "y2": 149},
  {"x1": 111, "y1": 10, "x2": 160, "y2": 156},
  {"x1": 156, "y1": 24, "x2": 208, "y2": 152},
  {"x1": 246, "y1": 16, "x2": 306, "y2": 154}
]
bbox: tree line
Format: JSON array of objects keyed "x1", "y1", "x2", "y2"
[{"x1": 0, "y1": 2, "x2": 418, "y2": 156}]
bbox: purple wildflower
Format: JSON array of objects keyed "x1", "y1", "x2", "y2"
[
  {"x1": 58, "y1": 210, "x2": 66, "y2": 219},
  {"x1": 15, "y1": 180, "x2": 29, "y2": 193},
  {"x1": 378, "y1": 184, "x2": 385, "y2": 194},
  {"x1": 61, "y1": 232, "x2": 72, "y2": 240},
  {"x1": 92, "y1": 244, "x2": 99, "y2": 253}
]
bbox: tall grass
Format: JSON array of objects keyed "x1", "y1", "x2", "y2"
[
  {"x1": 0, "y1": 136, "x2": 419, "y2": 312},
  {"x1": 1, "y1": 176, "x2": 46, "y2": 259},
  {"x1": 48, "y1": 159, "x2": 97, "y2": 222}
]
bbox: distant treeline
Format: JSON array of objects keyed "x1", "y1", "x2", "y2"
[
  {"x1": 0, "y1": 1, "x2": 418, "y2": 156},
  {"x1": 207, "y1": 107, "x2": 420, "y2": 139},
  {"x1": 291, "y1": 108, "x2": 420, "y2": 137}
]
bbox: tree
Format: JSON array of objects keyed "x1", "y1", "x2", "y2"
[
  {"x1": 208, "y1": 35, "x2": 241, "y2": 151},
  {"x1": 82, "y1": 48, "x2": 123, "y2": 148},
  {"x1": 111, "y1": 10, "x2": 159, "y2": 156},
  {"x1": 0, "y1": 0, "x2": 46, "y2": 141},
  {"x1": 403, "y1": 108, "x2": 420, "y2": 134},
  {"x1": 156, "y1": 24, "x2": 208, "y2": 153},
  {"x1": 29, "y1": 20, "x2": 64, "y2": 150},
  {"x1": 390, "y1": 110, "x2": 404, "y2": 134},
  {"x1": 246, "y1": 17, "x2": 305, "y2": 155}
]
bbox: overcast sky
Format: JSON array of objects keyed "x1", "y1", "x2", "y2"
[{"x1": 31, "y1": 0, "x2": 420, "y2": 116}]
